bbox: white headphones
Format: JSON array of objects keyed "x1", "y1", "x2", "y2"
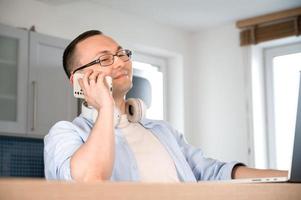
[{"x1": 81, "y1": 98, "x2": 147, "y2": 127}]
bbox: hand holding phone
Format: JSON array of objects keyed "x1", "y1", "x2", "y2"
[
  {"x1": 73, "y1": 71, "x2": 120, "y2": 125},
  {"x1": 73, "y1": 73, "x2": 113, "y2": 99}
]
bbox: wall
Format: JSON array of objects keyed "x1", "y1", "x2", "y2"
[{"x1": 185, "y1": 24, "x2": 250, "y2": 164}]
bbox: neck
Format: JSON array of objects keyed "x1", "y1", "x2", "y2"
[{"x1": 114, "y1": 95, "x2": 126, "y2": 114}]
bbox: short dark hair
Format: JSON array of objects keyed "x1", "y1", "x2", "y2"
[{"x1": 63, "y1": 30, "x2": 103, "y2": 78}]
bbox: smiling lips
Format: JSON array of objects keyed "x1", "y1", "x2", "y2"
[{"x1": 113, "y1": 71, "x2": 129, "y2": 80}]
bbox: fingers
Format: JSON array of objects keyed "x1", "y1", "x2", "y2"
[
  {"x1": 96, "y1": 72, "x2": 105, "y2": 85},
  {"x1": 82, "y1": 69, "x2": 93, "y2": 88},
  {"x1": 77, "y1": 69, "x2": 113, "y2": 109},
  {"x1": 90, "y1": 70, "x2": 111, "y2": 88},
  {"x1": 79, "y1": 69, "x2": 111, "y2": 93},
  {"x1": 88, "y1": 70, "x2": 99, "y2": 82}
]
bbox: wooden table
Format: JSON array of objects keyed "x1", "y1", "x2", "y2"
[{"x1": 0, "y1": 178, "x2": 300, "y2": 200}]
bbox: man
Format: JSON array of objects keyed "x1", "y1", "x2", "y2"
[{"x1": 44, "y1": 30, "x2": 287, "y2": 182}]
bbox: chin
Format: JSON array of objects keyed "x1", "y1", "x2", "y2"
[{"x1": 113, "y1": 81, "x2": 132, "y2": 95}]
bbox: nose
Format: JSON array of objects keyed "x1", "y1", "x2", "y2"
[{"x1": 112, "y1": 55, "x2": 125, "y2": 71}]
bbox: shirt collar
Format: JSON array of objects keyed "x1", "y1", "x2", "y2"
[
  {"x1": 79, "y1": 112, "x2": 157, "y2": 129},
  {"x1": 139, "y1": 118, "x2": 159, "y2": 129}
]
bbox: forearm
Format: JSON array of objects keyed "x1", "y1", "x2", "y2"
[
  {"x1": 70, "y1": 107, "x2": 115, "y2": 181},
  {"x1": 232, "y1": 166, "x2": 288, "y2": 179}
]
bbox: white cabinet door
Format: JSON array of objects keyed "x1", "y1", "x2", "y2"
[
  {"x1": 0, "y1": 24, "x2": 28, "y2": 134},
  {"x1": 27, "y1": 32, "x2": 77, "y2": 137}
]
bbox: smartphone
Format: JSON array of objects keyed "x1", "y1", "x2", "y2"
[{"x1": 73, "y1": 73, "x2": 113, "y2": 99}]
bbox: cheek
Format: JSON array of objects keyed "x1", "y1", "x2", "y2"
[
  {"x1": 128, "y1": 63, "x2": 133, "y2": 75},
  {"x1": 99, "y1": 67, "x2": 112, "y2": 74},
  {"x1": 81, "y1": 66, "x2": 110, "y2": 74}
]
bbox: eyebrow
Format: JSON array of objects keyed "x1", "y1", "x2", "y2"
[{"x1": 94, "y1": 46, "x2": 123, "y2": 58}]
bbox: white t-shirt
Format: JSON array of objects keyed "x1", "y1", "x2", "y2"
[{"x1": 117, "y1": 114, "x2": 179, "y2": 182}]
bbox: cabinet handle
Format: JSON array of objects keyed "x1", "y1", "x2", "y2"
[{"x1": 31, "y1": 81, "x2": 37, "y2": 131}]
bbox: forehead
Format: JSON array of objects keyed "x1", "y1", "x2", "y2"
[{"x1": 75, "y1": 35, "x2": 120, "y2": 63}]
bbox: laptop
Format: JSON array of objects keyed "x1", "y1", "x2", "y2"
[{"x1": 226, "y1": 75, "x2": 301, "y2": 183}]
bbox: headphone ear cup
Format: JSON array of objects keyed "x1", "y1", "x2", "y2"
[{"x1": 125, "y1": 98, "x2": 146, "y2": 123}]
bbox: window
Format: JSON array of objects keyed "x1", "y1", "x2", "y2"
[
  {"x1": 126, "y1": 53, "x2": 166, "y2": 120},
  {"x1": 264, "y1": 42, "x2": 301, "y2": 170}
]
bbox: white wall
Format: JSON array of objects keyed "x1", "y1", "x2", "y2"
[
  {"x1": 185, "y1": 24, "x2": 250, "y2": 164},
  {"x1": 0, "y1": 0, "x2": 251, "y2": 164}
]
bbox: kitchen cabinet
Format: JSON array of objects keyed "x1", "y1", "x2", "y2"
[
  {"x1": 0, "y1": 23, "x2": 77, "y2": 137},
  {"x1": 27, "y1": 31, "x2": 77, "y2": 137},
  {"x1": 0, "y1": 24, "x2": 28, "y2": 134}
]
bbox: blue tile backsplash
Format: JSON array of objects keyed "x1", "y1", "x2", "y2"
[{"x1": 0, "y1": 135, "x2": 44, "y2": 177}]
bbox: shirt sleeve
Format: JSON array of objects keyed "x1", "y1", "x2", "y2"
[
  {"x1": 44, "y1": 121, "x2": 84, "y2": 180},
  {"x1": 170, "y1": 126, "x2": 245, "y2": 181}
]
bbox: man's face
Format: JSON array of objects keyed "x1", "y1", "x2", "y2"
[{"x1": 72, "y1": 34, "x2": 133, "y2": 96}]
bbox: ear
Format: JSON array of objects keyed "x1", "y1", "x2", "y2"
[{"x1": 69, "y1": 74, "x2": 74, "y2": 86}]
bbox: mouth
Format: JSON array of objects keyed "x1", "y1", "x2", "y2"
[{"x1": 113, "y1": 71, "x2": 129, "y2": 80}]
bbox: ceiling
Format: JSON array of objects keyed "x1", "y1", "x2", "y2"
[{"x1": 36, "y1": 0, "x2": 301, "y2": 32}]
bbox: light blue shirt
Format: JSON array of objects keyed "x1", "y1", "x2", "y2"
[{"x1": 44, "y1": 115, "x2": 242, "y2": 181}]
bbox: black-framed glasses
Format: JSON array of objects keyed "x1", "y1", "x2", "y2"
[{"x1": 72, "y1": 49, "x2": 132, "y2": 75}]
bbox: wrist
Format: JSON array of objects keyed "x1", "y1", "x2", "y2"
[{"x1": 97, "y1": 103, "x2": 114, "y2": 113}]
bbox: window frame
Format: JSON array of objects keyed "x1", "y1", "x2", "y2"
[
  {"x1": 244, "y1": 36, "x2": 301, "y2": 168},
  {"x1": 264, "y1": 42, "x2": 301, "y2": 168},
  {"x1": 131, "y1": 51, "x2": 168, "y2": 120}
]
